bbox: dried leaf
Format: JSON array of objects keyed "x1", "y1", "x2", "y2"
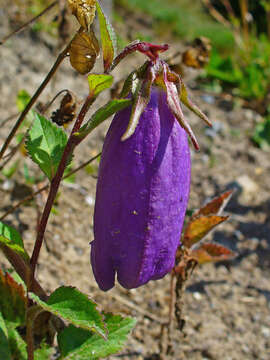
[
  {"x1": 183, "y1": 215, "x2": 229, "y2": 248},
  {"x1": 68, "y1": 0, "x2": 96, "y2": 31},
  {"x1": 191, "y1": 243, "x2": 235, "y2": 264},
  {"x1": 69, "y1": 29, "x2": 99, "y2": 75},
  {"x1": 192, "y1": 190, "x2": 233, "y2": 218},
  {"x1": 51, "y1": 92, "x2": 77, "y2": 127},
  {"x1": 182, "y1": 37, "x2": 211, "y2": 69}
]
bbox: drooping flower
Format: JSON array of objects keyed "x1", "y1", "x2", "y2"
[{"x1": 91, "y1": 43, "x2": 210, "y2": 291}]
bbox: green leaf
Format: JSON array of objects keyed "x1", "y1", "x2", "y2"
[
  {"x1": 2, "y1": 160, "x2": 20, "y2": 178},
  {"x1": 78, "y1": 99, "x2": 131, "y2": 139},
  {"x1": 16, "y1": 90, "x2": 35, "y2": 126},
  {"x1": 252, "y1": 116, "x2": 270, "y2": 149},
  {"x1": 0, "y1": 222, "x2": 29, "y2": 262},
  {"x1": 96, "y1": 0, "x2": 117, "y2": 71},
  {"x1": 16, "y1": 90, "x2": 31, "y2": 112},
  {"x1": 29, "y1": 286, "x2": 106, "y2": 338},
  {"x1": 87, "y1": 74, "x2": 113, "y2": 98},
  {"x1": 58, "y1": 313, "x2": 136, "y2": 359},
  {"x1": 26, "y1": 113, "x2": 68, "y2": 181},
  {"x1": 0, "y1": 312, "x2": 12, "y2": 360}
]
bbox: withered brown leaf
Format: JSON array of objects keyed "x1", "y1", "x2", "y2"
[
  {"x1": 68, "y1": 0, "x2": 96, "y2": 31},
  {"x1": 183, "y1": 215, "x2": 229, "y2": 249},
  {"x1": 191, "y1": 242, "x2": 235, "y2": 264},
  {"x1": 182, "y1": 37, "x2": 211, "y2": 69},
  {"x1": 69, "y1": 28, "x2": 99, "y2": 74},
  {"x1": 51, "y1": 92, "x2": 77, "y2": 127}
]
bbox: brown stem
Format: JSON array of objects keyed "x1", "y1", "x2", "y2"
[
  {"x1": 29, "y1": 95, "x2": 94, "y2": 287},
  {"x1": 0, "y1": 39, "x2": 72, "y2": 162},
  {"x1": 0, "y1": 1, "x2": 58, "y2": 46},
  {"x1": 26, "y1": 301, "x2": 34, "y2": 360},
  {"x1": 239, "y1": 0, "x2": 249, "y2": 45},
  {"x1": 0, "y1": 152, "x2": 101, "y2": 221}
]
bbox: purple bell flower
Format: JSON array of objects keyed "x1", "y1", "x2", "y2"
[
  {"x1": 91, "y1": 88, "x2": 191, "y2": 290},
  {"x1": 91, "y1": 42, "x2": 210, "y2": 290}
]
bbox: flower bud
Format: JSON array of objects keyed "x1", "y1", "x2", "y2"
[{"x1": 91, "y1": 87, "x2": 191, "y2": 290}]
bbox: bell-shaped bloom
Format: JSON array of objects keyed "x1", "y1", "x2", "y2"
[{"x1": 91, "y1": 88, "x2": 191, "y2": 290}]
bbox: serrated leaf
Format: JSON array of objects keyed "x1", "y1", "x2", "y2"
[
  {"x1": 29, "y1": 286, "x2": 106, "y2": 338},
  {"x1": 70, "y1": 29, "x2": 99, "y2": 75},
  {"x1": 0, "y1": 269, "x2": 26, "y2": 323},
  {"x1": 87, "y1": 74, "x2": 113, "y2": 97},
  {"x1": 58, "y1": 313, "x2": 136, "y2": 359},
  {"x1": 96, "y1": 0, "x2": 116, "y2": 71},
  {"x1": 183, "y1": 215, "x2": 229, "y2": 248},
  {"x1": 68, "y1": 0, "x2": 96, "y2": 31},
  {"x1": 0, "y1": 312, "x2": 12, "y2": 360},
  {"x1": 0, "y1": 222, "x2": 29, "y2": 262},
  {"x1": 191, "y1": 243, "x2": 236, "y2": 264},
  {"x1": 78, "y1": 99, "x2": 131, "y2": 139},
  {"x1": 26, "y1": 113, "x2": 69, "y2": 181},
  {"x1": 192, "y1": 190, "x2": 233, "y2": 218}
]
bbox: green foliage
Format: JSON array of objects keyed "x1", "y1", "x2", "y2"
[
  {"x1": 252, "y1": 115, "x2": 270, "y2": 149},
  {"x1": 29, "y1": 286, "x2": 107, "y2": 338},
  {"x1": 96, "y1": 0, "x2": 117, "y2": 71},
  {"x1": 26, "y1": 112, "x2": 69, "y2": 181},
  {"x1": 117, "y1": 0, "x2": 234, "y2": 50},
  {"x1": 87, "y1": 74, "x2": 114, "y2": 98},
  {"x1": 58, "y1": 313, "x2": 136, "y2": 359},
  {"x1": 0, "y1": 312, "x2": 12, "y2": 360},
  {"x1": 1, "y1": 160, "x2": 20, "y2": 179},
  {"x1": 0, "y1": 222, "x2": 29, "y2": 263},
  {"x1": 205, "y1": 35, "x2": 270, "y2": 101}
]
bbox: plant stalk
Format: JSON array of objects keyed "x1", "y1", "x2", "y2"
[{"x1": 29, "y1": 94, "x2": 93, "y2": 288}]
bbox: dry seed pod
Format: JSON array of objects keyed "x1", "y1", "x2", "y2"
[
  {"x1": 68, "y1": 0, "x2": 96, "y2": 31},
  {"x1": 69, "y1": 29, "x2": 99, "y2": 74},
  {"x1": 182, "y1": 37, "x2": 211, "y2": 69},
  {"x1": 51, "y1": 92, "x2": 77, "y2": 127}
]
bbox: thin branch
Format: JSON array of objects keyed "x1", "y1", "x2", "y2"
[
  {"x1": 0, "y1": 112, "x2": 20, "y2": 127},
  {"x1": 0, "y1": 1, "x2": 58, "y2": 46},
  {"x1": 201, "y1": 0, "x2": 231, "y2": 28},
  {"x1": 0, "y1": 35, "x2": 74, "y2": 162}
]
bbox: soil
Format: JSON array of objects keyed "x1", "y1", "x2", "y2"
[{"x1": 0, "y1": 4, "x2": 270, "y2": 360}]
